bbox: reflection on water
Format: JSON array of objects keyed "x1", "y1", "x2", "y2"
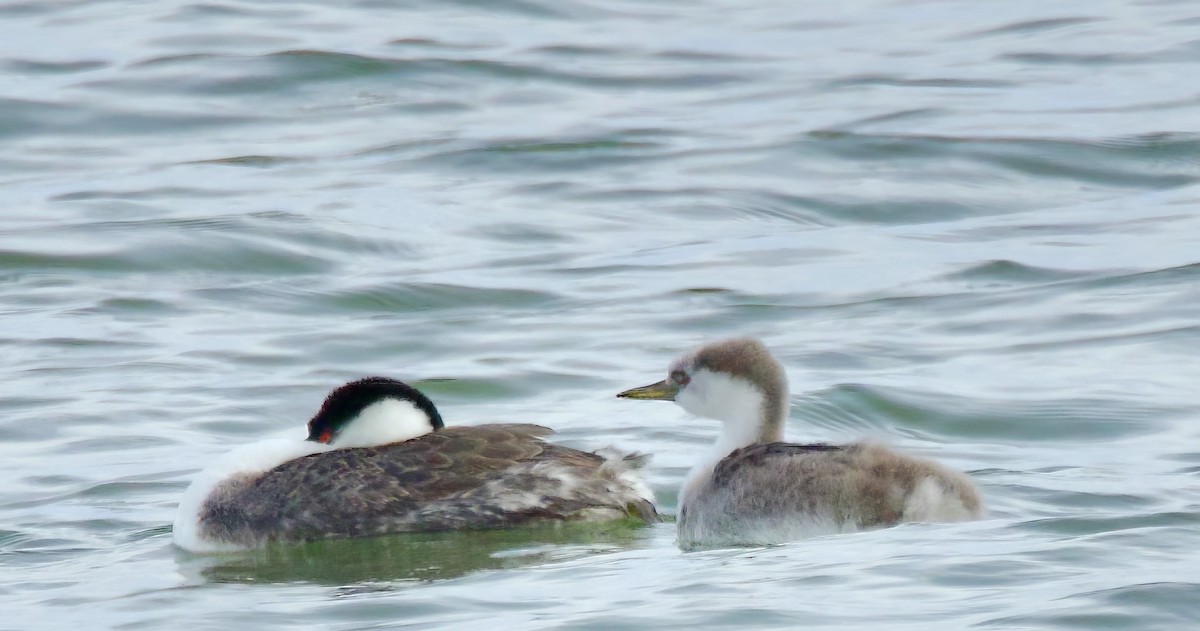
[{"x1": 181, "y1": 519, "x2": 655, "y2": 585}]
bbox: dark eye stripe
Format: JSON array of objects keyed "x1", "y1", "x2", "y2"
[{"x1": 670, "y1": 370, "x2": 690, "y2": 385}]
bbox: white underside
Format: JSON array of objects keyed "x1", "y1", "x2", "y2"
[
  {"x1": 172, "y1": 437, "x2": 333, "y2": 553},
  {"x1": 679, "y1": 511, "x2": 860, "y2": 549}
]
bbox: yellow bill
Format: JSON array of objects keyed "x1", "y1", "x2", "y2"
[{"x1": 616, "y1": 379, "x2": 678, "y2": 401}]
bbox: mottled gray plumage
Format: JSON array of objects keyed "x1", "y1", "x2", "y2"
[
  {"x1": 680, "y1": 441, "x2": 983, "y2": 546},
  {"x1": 199, "y1": 424, "x2": 658, "y2": 548}
]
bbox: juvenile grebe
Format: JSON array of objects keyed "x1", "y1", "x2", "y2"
[{"x1": 618, "y1": 338, "x2": 981, "y2": 548}]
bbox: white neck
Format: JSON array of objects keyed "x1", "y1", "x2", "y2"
[
  {"x1": 676, "y1": 371, "x2": 779, "y2": 507},
  {"x1": 331, "y1": 398, "x2": 434, "y2": 449},
  {"x1": 676, "y1": 371, "x2": 775, "y2": 445},
  {"x1": 714, "y1": 415, "x2": 765, "y2": 455}
]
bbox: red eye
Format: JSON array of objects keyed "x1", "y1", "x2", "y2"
[
  {"x1": 318, "y1": 429, "x2": 333, "y2": 443},
  {"x1": 670, "y1": 370, "x2": 690, "y2": 386}
]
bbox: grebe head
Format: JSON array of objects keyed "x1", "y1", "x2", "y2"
[
  {"x1": 617, "y1": 338, "x2": 789, "y2": 443},
  {"x1": 306, "y1": 377, "x2": 444, "y2": 449}
]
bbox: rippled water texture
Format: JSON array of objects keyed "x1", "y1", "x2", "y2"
[{"x1": 3, "y1": 0, "x2": 1200, "y2": 629}]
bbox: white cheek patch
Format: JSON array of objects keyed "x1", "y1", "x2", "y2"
[
  {"x1": 676, "y1": 371, "x2": 764, "y2": 427},
  {"x1": 330, "y1": 398, "x2": 434, "y2": 449}
]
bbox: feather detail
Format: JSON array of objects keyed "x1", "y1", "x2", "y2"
[
  {"x1": 680, "y1": 441, "x2": 983, "y2": 548},
  {"x1": 194, "y1": 424, "x2": 658, "y2": 549}
]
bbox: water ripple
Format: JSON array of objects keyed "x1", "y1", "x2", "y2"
[{"x1": 4, "y1": 0, "x2": 1200, "y2": 628}]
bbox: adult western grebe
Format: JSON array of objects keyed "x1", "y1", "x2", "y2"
[{"x1": 174, "y1": 377, "x2": 658, "y2": 552}]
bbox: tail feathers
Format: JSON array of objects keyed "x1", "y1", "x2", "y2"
[
  {"x1": 593, "y1": 447, "x2": 659, "y2": 522},
  {"x1": 595, "y1": 447, "x2": 652, "y2": 471}
]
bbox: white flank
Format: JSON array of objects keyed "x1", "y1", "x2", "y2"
[{"x1": 172, "y1": 437, "x2": 332, "y2": 553}]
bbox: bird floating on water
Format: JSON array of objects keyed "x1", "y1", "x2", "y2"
[
  {"x1": 174, "y1": 377, "x2": 658, "y2": 552},
  {"x1": 618, "y1": 338, "x2": 982, "y2": 548}
]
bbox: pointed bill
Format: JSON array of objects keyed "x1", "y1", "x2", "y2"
[{"x1": 616, "y1": 379, "x2": 679, "y2": 401}]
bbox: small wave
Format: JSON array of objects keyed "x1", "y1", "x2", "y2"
[
  {"x1": 291, "y1": 281, "x2": 561, "y2": 314},
  {"x1": 802, "y1": 383, "x2": 1172, "y2": 443}
]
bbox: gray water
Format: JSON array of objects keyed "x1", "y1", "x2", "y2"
[{"x1": 3, "y1": 0, "x2": 1200, "y2": 628}]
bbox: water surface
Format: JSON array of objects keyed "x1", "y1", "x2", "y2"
[{"x1": 3, "y1": 0, "x2": 1200, "y2": 629}]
